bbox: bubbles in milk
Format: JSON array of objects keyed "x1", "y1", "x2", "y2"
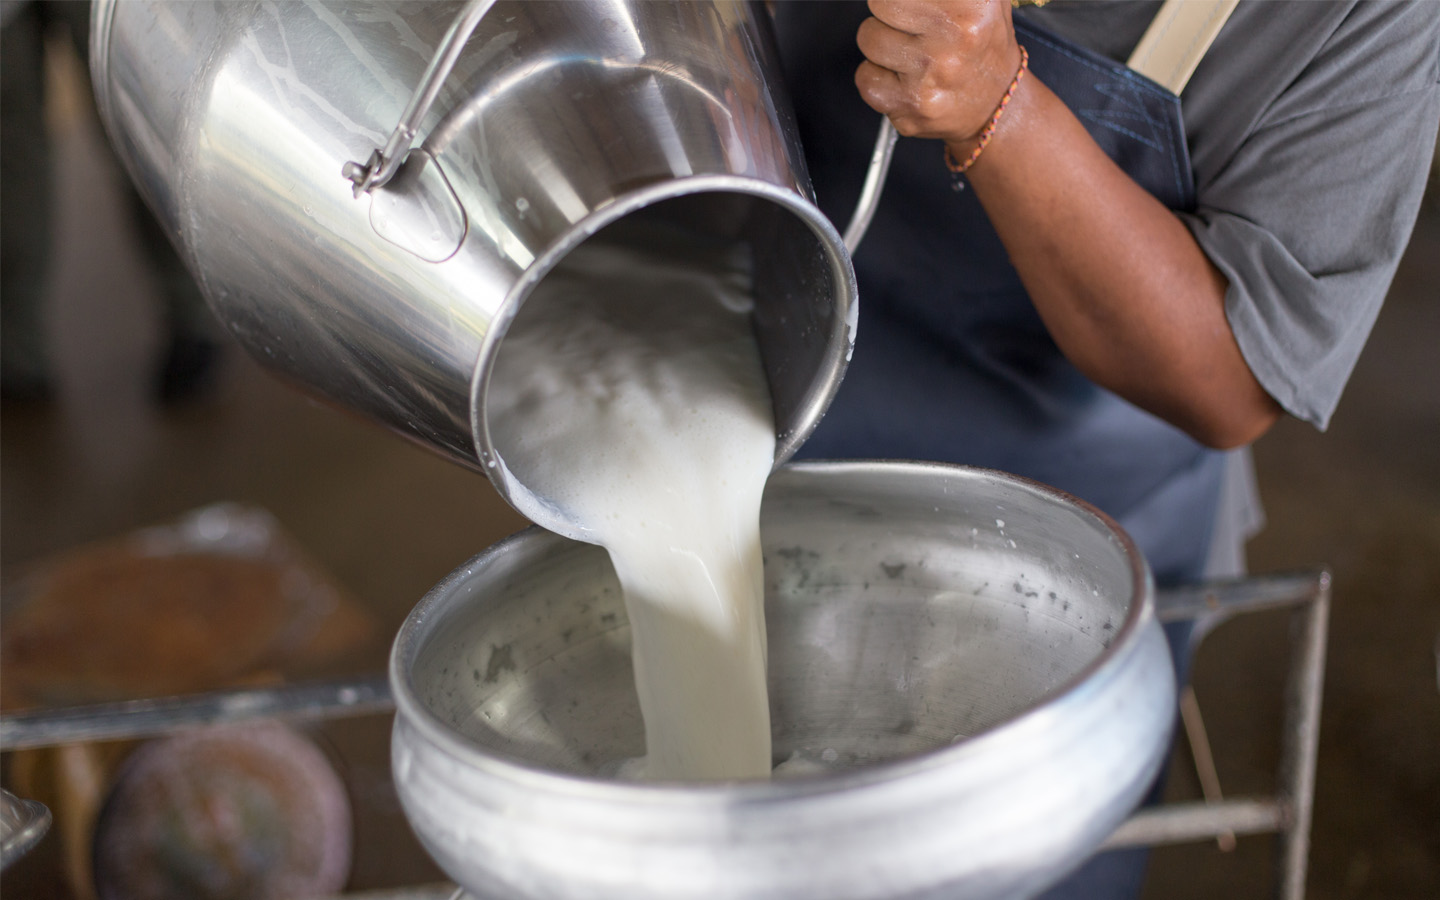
[{"x1": 487, "y1": 234, "x2": 775, "y2": 781}]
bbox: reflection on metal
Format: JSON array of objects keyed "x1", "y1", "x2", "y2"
[{"x1": 0, "y1": 789, "x2": 52, "y2": 871}]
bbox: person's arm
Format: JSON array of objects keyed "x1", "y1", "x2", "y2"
[{"x1": 855, "y1": 0, "x2": 1281, "y2": 449}]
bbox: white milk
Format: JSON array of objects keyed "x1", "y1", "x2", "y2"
[{"x1": 486, "y1": 234, "x2": 775, "y2": 781}]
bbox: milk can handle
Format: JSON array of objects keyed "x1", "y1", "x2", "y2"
[
  {"x1": 343, "y1": 0, "x2": 499, "y2": 196},
  {"x1": 841, "y1": 118, "x2": 897, "y2": 254},
  {"x1": 344, "y1": 0, "x2": 898, "y2": 249}
]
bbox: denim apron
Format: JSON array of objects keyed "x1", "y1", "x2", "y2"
[{"x1": 775, "y1": 5, "x2": 1224, "y2": 589}]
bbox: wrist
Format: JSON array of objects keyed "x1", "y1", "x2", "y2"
[{"x1": 943, "y1": 43, "x2": 1029, "y2": 178}]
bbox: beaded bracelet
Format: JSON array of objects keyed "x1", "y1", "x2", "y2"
[{"x1": 944, "y1": 44, "x2": 1029, "y2": 188}]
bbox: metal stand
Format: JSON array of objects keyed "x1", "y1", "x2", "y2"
[
  {"x1": 1102, "y1": 569, "x2": 1331, "y2": 900},
  {"x1": 1, "y1": 571, "x2": 1330, "y2": 899}
]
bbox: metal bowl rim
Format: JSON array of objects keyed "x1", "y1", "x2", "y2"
[{"x1": 389, "y1": 459, "x2": 1155, "y2": 803}]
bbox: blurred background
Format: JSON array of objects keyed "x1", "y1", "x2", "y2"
[{"x1": 2, "y1": 19, "x2": 1436, "y2": 900}]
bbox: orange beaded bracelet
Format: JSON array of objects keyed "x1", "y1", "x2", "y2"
[{"x1": 944, "y1": 44, "x2": 1029, "y2": 185}]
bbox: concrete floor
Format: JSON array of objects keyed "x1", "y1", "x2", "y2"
[{"x1": 2, "y1": 40, "x2": 1436, "y2": 900}]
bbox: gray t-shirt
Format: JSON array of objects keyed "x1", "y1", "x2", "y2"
[{"x1": 1026, "y1": 0, "x2": 1440, "y2": 429}]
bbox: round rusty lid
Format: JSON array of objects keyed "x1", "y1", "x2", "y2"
[{"x1": 92, "y1": 721, "x2": 351, "y2": 900}]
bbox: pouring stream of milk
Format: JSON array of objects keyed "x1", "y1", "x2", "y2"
[{"x1": 487, "y1": 233, "x2": 775, "y2": 781}]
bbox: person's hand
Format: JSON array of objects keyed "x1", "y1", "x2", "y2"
[{"x1": 854, "y1": 0, "x2": 1022, "y2": 148}]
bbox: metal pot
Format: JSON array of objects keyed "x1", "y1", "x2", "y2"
[
  {"x1": 91, "y1": 0, "x2": 856, "y2": 537},
  {"x1": 390, "y1": 462, "x2": 1177, "y2": 900}
]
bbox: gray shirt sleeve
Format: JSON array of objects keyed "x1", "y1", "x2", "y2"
[{"x1": 1179, "y1": 1, "x2": 1440, "y2": 429}]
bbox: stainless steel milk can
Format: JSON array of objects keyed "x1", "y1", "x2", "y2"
[{"x1": 91, "y1": 0, "x2": 857, "y2": 534}]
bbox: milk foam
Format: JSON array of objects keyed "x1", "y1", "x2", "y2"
[{"x1": 487, "y1": 234, "x2": 775, "y2": 781}]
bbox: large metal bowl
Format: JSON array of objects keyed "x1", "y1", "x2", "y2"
[{"x1": 390, "y1": 462, "x2": 1176, "y2": 900}]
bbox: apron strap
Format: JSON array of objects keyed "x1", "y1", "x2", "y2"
[{"x1": 1127, "y1": 0, "x2": 1240, "y2": 95}]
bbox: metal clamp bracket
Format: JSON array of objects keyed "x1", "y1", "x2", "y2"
[{"x1": 343, "y1": 0, "x2": 499, "y2": 196}]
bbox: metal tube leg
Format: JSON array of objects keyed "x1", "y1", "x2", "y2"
[{"x1": 1276, "y1": 571, "x2": 1331, "y2": 900}]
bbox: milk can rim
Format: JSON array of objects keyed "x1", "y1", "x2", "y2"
[{"x1": 467, "y1": 173, "x2": 858, "y2": 542}]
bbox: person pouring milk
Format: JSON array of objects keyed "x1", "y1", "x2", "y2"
[
  {"x1": 776, "y1": 2, "x2": 1437, "y2": 591},
  {"x1": 771, "y1": 0, "x2": 1438, "y2": 895}
]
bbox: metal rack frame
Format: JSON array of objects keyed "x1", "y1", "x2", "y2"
[
  {"x1": 1, "y1": 570, "x2": 1330, "y2": 899},
  {"x1": 1104, "y1": 569, "x2": 1331, "y2": 900}
]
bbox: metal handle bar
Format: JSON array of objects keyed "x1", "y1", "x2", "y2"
[
  {"x1": 842, "y1": 118, "x2": 898, "y2": 253},
  {"x1": 343, "y1": 0, "x2": 499, "y2": 196}
]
